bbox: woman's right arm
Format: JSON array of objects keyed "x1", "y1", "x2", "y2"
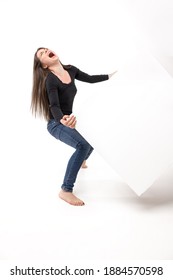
[
  {"x1": 47, "y1": 88, "x2": 64, "y2": 122},
  {"x1": 46, "y1": 74, "x2": 77, "y2": 128}
]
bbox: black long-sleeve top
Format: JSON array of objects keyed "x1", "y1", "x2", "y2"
[{"x1": 46, "y1": 65, "x2": 109, "y2": 122}]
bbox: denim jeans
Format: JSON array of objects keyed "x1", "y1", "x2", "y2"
[{"x1": 47, "y1": 119, "x2": 94, "y2": 192}]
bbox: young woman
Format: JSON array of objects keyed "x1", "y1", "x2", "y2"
[{"x1": 31, "y1": 47, "x2": 116, "y2": 206}]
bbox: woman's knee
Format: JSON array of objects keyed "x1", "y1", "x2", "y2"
[{"x1": 77, "y1": 140, "x2": 93, "y2": 153}]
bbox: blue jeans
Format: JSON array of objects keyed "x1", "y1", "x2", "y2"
[{"x1": 47, "y1": 119, "x2": 94, "y2": 192}]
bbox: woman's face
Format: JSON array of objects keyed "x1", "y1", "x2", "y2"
[{"x1": 37, "y1": 48, "x2": 59, "y2": 68}]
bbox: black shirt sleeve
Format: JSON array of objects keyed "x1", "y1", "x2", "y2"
[
  {"x1": 46, "y1": 74, "x2": 64, "y2": 122},
  {"x1": 73, "y1": 66, "x2": 109, "y2": 83},
  {"x1": 48, "y1": 88, "x2": 64, "y2": 121}
]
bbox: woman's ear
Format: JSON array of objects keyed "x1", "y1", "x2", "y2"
[{"x1": 43, "y1": 64, "x2": 48, "y2": 69}]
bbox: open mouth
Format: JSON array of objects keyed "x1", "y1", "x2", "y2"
[{"x1": 49, "y1": 52, "x2": 55, "y2": 58}]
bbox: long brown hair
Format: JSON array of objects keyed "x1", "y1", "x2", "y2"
[
  {"x1": 31, "y1": 47, "x2": 50, "y2": 121},
  {"x1": 31, "y1": 48, "x2": 71, "y2": 121}
]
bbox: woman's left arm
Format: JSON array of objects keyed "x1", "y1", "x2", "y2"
[
  {"x1": 75, "y1": 68, "x2": 108, "y2": 83},
  {"x1": 74, "y1": 66, "x2": 117, "y2": 83}
]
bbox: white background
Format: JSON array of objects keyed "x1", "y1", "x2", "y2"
[{"x1": 0, "y1": 0, "x2": 173, "y2": 272}]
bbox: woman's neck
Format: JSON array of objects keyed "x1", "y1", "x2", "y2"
[{"x1": 49, "y1": 62, "x2": 64, "y2": 76}]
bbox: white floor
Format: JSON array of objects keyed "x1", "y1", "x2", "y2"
[{"x1": 1, "y1": 150, "x2": 173, "y2": 261}]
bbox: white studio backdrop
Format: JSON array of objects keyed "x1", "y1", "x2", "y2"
[{"x1": 1, "y1": 0, "x2": 173, "y2": 199}]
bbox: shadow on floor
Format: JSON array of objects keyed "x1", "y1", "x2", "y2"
[{"x1": 130, "y1": 165, "x2": 173, "y2": 209}]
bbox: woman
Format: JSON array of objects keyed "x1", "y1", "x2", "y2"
[{"x1": 31, "y1": 47, "x2": 116, "y2": 206}]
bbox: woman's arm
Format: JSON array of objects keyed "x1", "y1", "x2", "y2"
[
  {"x1": 75, "y1": 67, "x2": 109, "y2": 83},
  {"x1": 48, "y1": 90, "x2": 77, "y2": 128},
  {"x1": 47, "y1": 88, "x2": 64, "y2": 121},
  {"x1": 46, "y1": 76, "x2": 64, "y2": 122},
  {"x1": 74, "y1": 66, "x2": 117, "y2": 83}
]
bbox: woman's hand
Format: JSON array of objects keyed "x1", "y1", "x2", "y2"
[
  {"x1": 109, "y1": 71, "x2": 118, "y2": 79},
  {"x1": 60, "y1": 115, "x2": 77, "y2": 129}
]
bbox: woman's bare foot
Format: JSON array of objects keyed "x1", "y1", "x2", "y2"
[
  {"x1": 59, "y1": 190, "x2": 85, "y2": 206},
  {"x1": 81, "y1": 160, "x2": 88, "y2": 168}
]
